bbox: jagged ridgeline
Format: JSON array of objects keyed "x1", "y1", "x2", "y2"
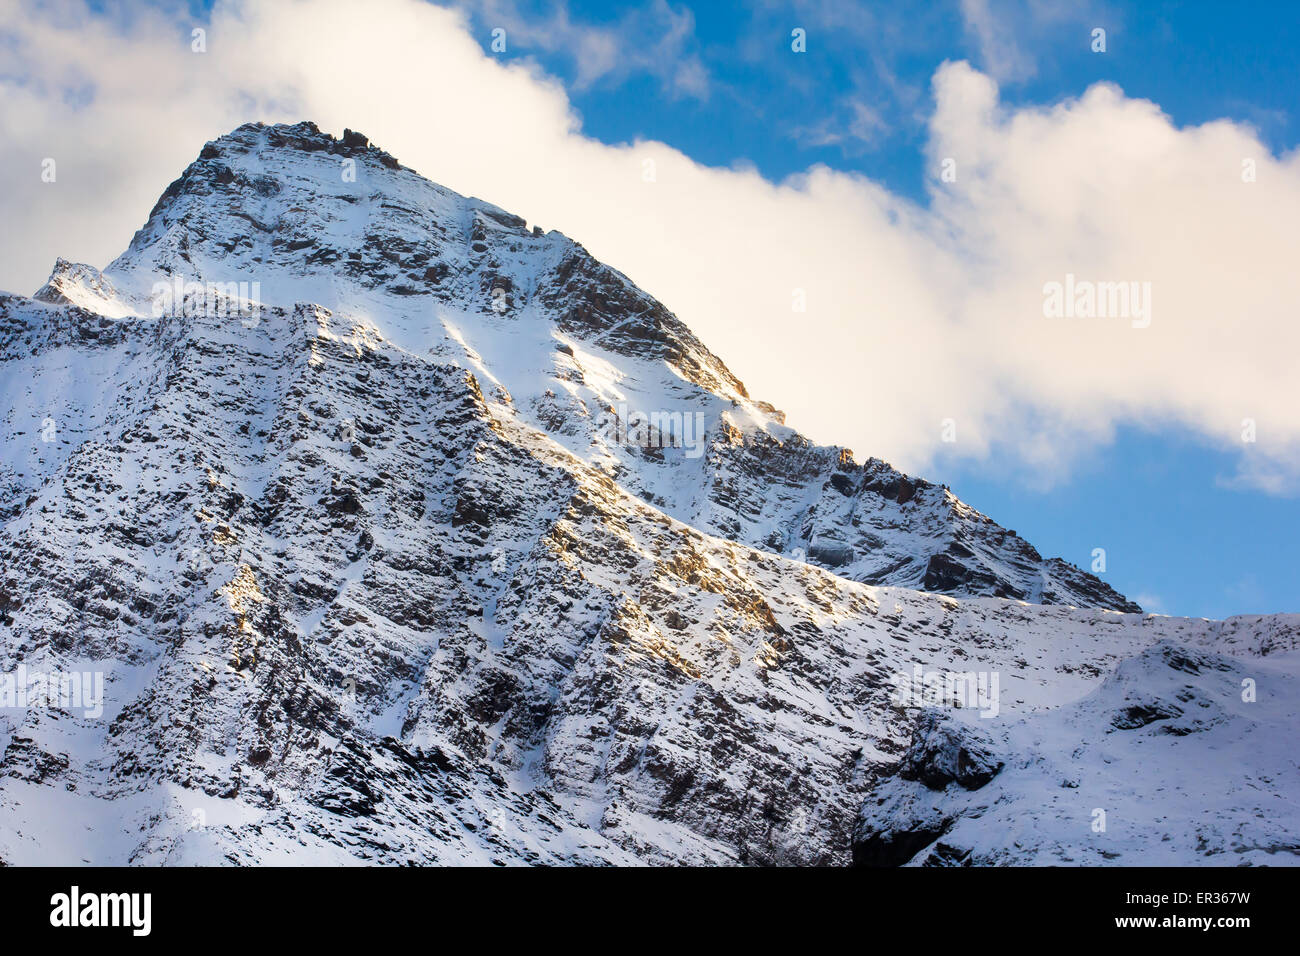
[{"x1": 0, "y1": 122, "x2": 1295, "y2": 865}]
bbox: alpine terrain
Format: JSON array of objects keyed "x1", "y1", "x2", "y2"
[{"x1": 1, "y1": 122, "x2": 1296, "y2": 865}]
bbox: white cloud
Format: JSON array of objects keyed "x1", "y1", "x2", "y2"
[
  {"x1": 457, "y1": 0, "x2": 709, "y2": 98},
  {"x1": 957, "y1": 0, "x2": 1113, "y2": 84},
  {"x1": 791, "y1": 98, "x2": 889, "y2": 150},
  {"x1": 1133, "y1": 593, "x2": 1167, "y2": 615},
  {"x1": 958, "y1": 0, "x2": 1036, "y2": 82},
  {"x1": 1, "y1": 0, "x2": 1298, "y2": 492}
]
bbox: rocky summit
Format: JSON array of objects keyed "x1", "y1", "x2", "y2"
[{"x1": 0, "y1": 122, "x2": 1295, "y2": 865}]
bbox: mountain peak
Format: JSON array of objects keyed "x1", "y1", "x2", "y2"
[
  {"x1": 7, "y1": 121, "x2": 1296, "y2": 868},
  {"x1": 30, "y1": 121, "x2": 1132, "y2": 614},
  {"x1": 106, "y1": 121, "x2": 751, "y2": 401},
  {"x1": 213, "y1": 120, "x2": 400, "y2": 168}
]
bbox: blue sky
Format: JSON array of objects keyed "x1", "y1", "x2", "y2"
[
  {"x1": 454, "y1": 1, "x2": 1300, "y2": 197},
  {"x1": 451, "y1": 0, "x2": 1300, "y2": 619},
  {"x1": 22, "y1": 1, "x2": 1300, "y2": 619}
]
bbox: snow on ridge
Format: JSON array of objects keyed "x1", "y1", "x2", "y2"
[{"x1": 0, "y1": 123, "x2": 1294, "y2": 866}]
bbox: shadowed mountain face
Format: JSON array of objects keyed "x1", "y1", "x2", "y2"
[{"x1": 3, "y1": 122, "x2": 1291, "y2": 866}]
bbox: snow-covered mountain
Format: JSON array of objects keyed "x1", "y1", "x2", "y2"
[
  {"x1": 855, "y1": 639, "x2": 1300, "y2": 865},
  {"x1": 0, "y1": 122, "x2": 1295, "y2": 865}
]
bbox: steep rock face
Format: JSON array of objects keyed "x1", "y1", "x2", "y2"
[
  {"x1": 96, "y1": 120, "x2": 1133, "y2": 610},
  {"x1": 692, "y1": 435, "x2": 1139, "y2": 609},
  {"x1": 0, "y1": 122, "x2": 1291, "y2": 866}
]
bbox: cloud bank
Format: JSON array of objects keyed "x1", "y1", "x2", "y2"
[{"x1": 1, "y1": 0, "x2": 1297, "y2": 491}]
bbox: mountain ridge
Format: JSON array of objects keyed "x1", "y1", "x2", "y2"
[
  {"x1": 29, "y1": 120, "x2": 1138, "y2": 612},
  {"x1": 3, "y1": 121, "x2": 1295, "y2": 867}
]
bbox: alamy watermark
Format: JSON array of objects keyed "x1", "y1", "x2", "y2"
[
  {"x1": 50, "y1": 886, "x2": 151, "y2": 936},
  {"x1": 1042, "y1": 273, "x2": 1152, "y2": 328},
  {"x1": 889, "y1": 663, "x2": 1000, "y2": 718},
  {"x1": 0, "y1": 665, "x2": 104, "y2": 718},
  {"x1": 596, "y1": 402, "x2": 707, "y2": 459},
  {"x1": 151, "y1": 277, "x2": 262, "y2": 327}
]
